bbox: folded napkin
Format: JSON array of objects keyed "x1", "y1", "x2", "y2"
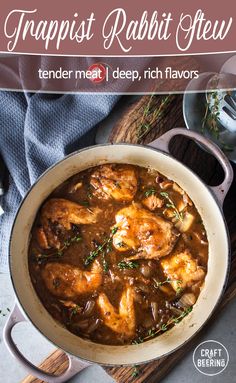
[{"x1": 0, "y1": 91, "x2": 118, "y2": 272}]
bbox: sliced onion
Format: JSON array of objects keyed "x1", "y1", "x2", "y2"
[
  {"x1": 160, "y1": 180, "x2": 173, "y2": 190},
  {"x1": 151, "y1": 302, "x2": 159, "y2": 322},
  {"x1": 82, "y1": 300, "x2": 95, "y2": 317},
  {"x1": 136, "y1": 284, "x2": 150, "y2": 294},
  {"x1": 177, "y1": 293, "x2": 196, "y2": 308},
  {"x1": 69, "y1": 182, "x2": 83, "y2": 193},
  {"x1": 86, "y1": 319, "x2": 101, "y2": 333},
  {"x1": 183, "y1": 193, "x2": 193, "y2": 206},
  {"x1": 169, "y1": 306, "x2": 183, "y2": 316},
  {"x1": 155, "y1": 174, "x2": 164, "y2": 183},
  {"x1": 140, "y1": 264, "x2": 153, "y2": 278},
  {"x1": 74, "y1": 319, "x2": 90, "y2": 330},
  {"x1": 50, "y1": 303, "x2": 61, "y2": 312},
  {"x1": 175, "y1": 212, "x2": 195, "y2": 232},
  {"x1": 133, "y1": 291, "x2": 144, "y2": 304},
  {"x1": 173, "y1": 182, "x2": 184, "y2": 195},
  {"x1": 192, "y1": 232, "x2": 208, "y2": 246}
]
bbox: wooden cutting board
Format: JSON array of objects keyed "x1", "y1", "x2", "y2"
[{"x1": 22, "y1": 93, "x2": 236, "y2": 383}]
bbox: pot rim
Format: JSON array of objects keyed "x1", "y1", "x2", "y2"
[{"x1": 8, "y1": 142, "x2": 231, "y2": 366}]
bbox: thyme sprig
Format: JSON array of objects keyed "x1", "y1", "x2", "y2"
[
  {"x1": 219, "y1": 141, "x2": 234, "y2": 152},
  {"x1": 131, "y1": 365, "x2": 140, "y2": 378},
  {"x1": 201, "y1": 90, "x2": 234, "y2": 153},
  {"x1": 116, "y1": 241, "x2": 126, "y2": 248},
  {"x1": 132, "y1": 307, "x2": 192, "y2": 344},
  {"x1": 153, "y1": 277, "x2": 183, "y2": 296},
  {"x1": 154, "y1": 277, "x2": 182, "y2": 287},
  {"x1": 202, "y1": 91, "x2": 221, "y2": 140},
  {"x1": 160, "y1": 191, "x2": 183, "y2": 222},
  {"x1": 144, "y1": 187, "x2": 157, "y2": 197},
  {"x1": 69, "y1": 305, "x2": 82, "y2": 321},
  {"x1": 84, "y1": 227, "x2": 118, "y2": 267},
  {"x1": 79, "y1": 200, "x2": 90, "y2": 207},
  {"x1": 118, "y1": 261, "x2": 139, "y2": 270},
  {"x1": 102, "y1": 252, "x2": 109, "y2": 273},
  {"x1": 137, "y1": 95, "x2": 172, "y2": 141},
  {"x1": 176, "y1": 283, "x2": 183, "y2": 296},
  {"x1": 36, "y1": 234, "x2": 82, "y2": 263},
  {"x1": 87, "y1": 186, "x2": 93, "y2": 199}
]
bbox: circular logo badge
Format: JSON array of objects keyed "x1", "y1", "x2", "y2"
[
  {"x1": 87, "y1": 63, "x2": 107, "y2": 84},
  {"x1": 193, "y1": 340, "x2": 229, "y2": 376}
]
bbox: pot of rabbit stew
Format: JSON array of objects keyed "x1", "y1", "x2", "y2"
[{"x1": 29, "y1": 163, "x2": 208, "y2": 346}]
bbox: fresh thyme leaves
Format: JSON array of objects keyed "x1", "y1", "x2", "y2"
[
  {"x1": 202, "y1": 91, "x2": 221, "y2": 139},
  {"x1": 131, "y1": 366, "x2": 140, "y2": 378},
  {"x1": 144, "y1": 187, "x2": 157, "y2": 197},
  {"x1": 53, "y1": 278, "x2": 60, "y2": 288},
  {"x1": 63, "y1": 235, "x2": 82, "y2": 246},
  {"x1": 161, "y1": 323, "x2": 168, "y2": 331},
  {"x1": 84, "y1": 227, "x2": 118, "y2": 267},
  {"x1": 176, "y1": 281, "x2": 183, "y2": 295},
  {"x1": 116, "y1": 241, "x2": 126, "y2": 248},
  {"x1": 153, "y1": 277, "x2": 183, "y2": 296},
  {"x1": 201, "y1": 90, "x2": 234, "y2": 153},
  {"x1": 153, "y1": 277, "x2": 170, "y2": 287},
  {"x1": 87, "y1": 190, "x2": 93, "y2": 199},
  {"x1": 154, "y1": 277, "x2": 181, "y2": 287},
  {"x1": 111, "y1": 226, "x2": 118, "y2": 235},
  {"x1": 132, "y1": 307, "x2": 192, "y2": 344},
  {"x1": 36, "y1": 234, "x2": 82, "y2": 263},
  {"x1": 146, "y1": 329, "x2": 156, "y2": 338},
  {"x1": 102, "y1": 253, "x2": 109, "y2": 273},
  {"x1": 220, "y1": 142, "x2": 234, "y2": 152},
  {"x1": 132, "y1": 336, "x2": 144, "y2": 345},
  {"x1": 115, "y1": 181, "x2": 121, "y2": 189},
  {"x1": 118, "y1": 261, "x2": 139, "y2": 270},
  {"x1": 84, "y1": 249, "x2": 101, "y2": 266},
  {"x1": 59, "y1": 234, "x2": 82, "y2": 252},
  {"x1": 160, "y1": 192, "x2": 183, "y2": 222},
  {"x1": 35, "y1": 252, "x2": 63, "y2": 263},
  {"x1": 80, "y1": 200, "x2": 90, "y2": 207},
  {"x1": 137, "y1": 95, "x2": 172, "y2": 141},
  {"x1": 69, "y1": 305, "x2": 81, "y2": 321}
]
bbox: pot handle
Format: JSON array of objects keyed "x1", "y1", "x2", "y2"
[
  {"x1": 3, "y1": 304, "x2": 90, "y2": 383},
  {"x1": 148, "y1": 128, "x2": 234, "y2": 206}
]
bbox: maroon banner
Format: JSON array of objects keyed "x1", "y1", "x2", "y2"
[{"x1": 0, "y1": 0, "x2": 235, "y2": 56}]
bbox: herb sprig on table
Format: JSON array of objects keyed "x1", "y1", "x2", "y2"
[
  {"x1": 202, "y1": 90, "x2": 234, "y2": 153},
  {"x1": 137, "y1": 95, "x2": 172, "y2": 141},
  {"x1": 132, "y1": 307, "x2": 192, "y2": 344},
  {"x1": 131, "y1": 365, "x2": 140, "y2": 378},
  {"x1": 202, "y1": 91, "x2": 221, "y2": 139}
]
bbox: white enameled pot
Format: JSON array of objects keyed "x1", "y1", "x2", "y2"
[{"x1": 3, "y1": 128, "x2": 234, "y2": 382}]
